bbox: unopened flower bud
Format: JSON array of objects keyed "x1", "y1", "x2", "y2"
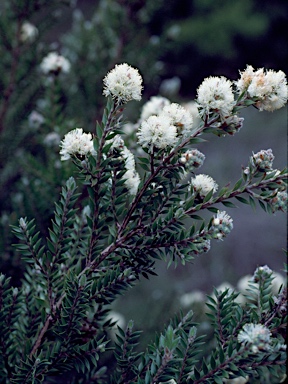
[{"x1": 19, "y1": 217, "x2": 27, "y2": 231}]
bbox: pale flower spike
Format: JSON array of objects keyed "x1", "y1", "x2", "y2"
[{"x1": 103, "y1": 63, "x2": 143, "y2": 103}]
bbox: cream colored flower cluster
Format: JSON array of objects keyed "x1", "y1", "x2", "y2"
[
  {"x1": 137, "y1": 102, "x2": 194, "y2": 151},
  {"x1": 238, "y1": 323, "x2": 271, "y2": 353},
  {"x1": 103, "y1": 63, "x2": 143, "y2": 103},
  {"x1": 139, "y1": 96, "x2": 171, "y2": 122},
  {"x1": 196, "y1": 76, "x2": 235, "y2": 117},
  {"x1": 235, "y1": 65, "x2": 288, "y2": 111},
  {"x1": 40, "y1": 52, "x2": 71, "y2": 75},
  {"x1": 109, "y1": 135, "x2": 140, "y2": 196},
  {"x1": 190, "y1": 174, "x2": 218, "y2": 197},
  {"x1": 20, "y1": 22, "x2": 38, "y2": 43},
  {"x1": 59, "y1": 128, "x2": 95, "y2": 160}
]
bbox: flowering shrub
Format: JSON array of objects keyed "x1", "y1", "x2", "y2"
[{"x1": 0, "y1": 61, "x2": 286, "y2": 384}]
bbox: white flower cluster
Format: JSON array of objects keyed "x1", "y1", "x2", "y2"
[
  {"x1": 238, "y1": 323, "x2": 271, "y2": 353},
  {"x1": 137, "y1": 102, "x2": 194, "y2": 151},
  {"x1": 140, "y1": 96, "x2": 170, "y2": 121},
  {"x1": 103, "y1": 63, "x2": 143, "y2": 103},
  {"x1": 196, "y1": 76, "x2": 235, "y2": 117},
  {"x1": 40, "y1": 52, "x2": 71, "y2": 75},
  {"x1": 109, "y1": 135, "x2": 140, "y2": 196},
  {"x1": 20, "y1": 22, "x2": 38, "y2": 43},
  {"x1": 59, "y1": 128, "x2": 95, "y2": 160},
  {"x1": 137, "y1": 114, "x2": 177, "y2": 150},
  {"x1": 211, "y1": 211, "x2": 233, "y2": 240},
  {"x1": 235, "y1": 65, "x2": 288, "y2": 112},
  {"x1": 43, "y1": 132, "x2": 61, "y2": 147},
  {"x1": 191, "y1": 174, "x2": 218, "y2": 197}
]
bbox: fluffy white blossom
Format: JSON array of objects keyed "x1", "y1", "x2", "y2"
[
  {"x1": 237, "y1": 271, "x2": 286, "y2": 296},
  {"x1": 191, "y1": 174, "x2": 218, "y2": 197},
  {"x1": 43, "y1": 132, "x2": 61, "y2": 147},
  {"x1": 235, "y1": 65, "x2": 255, "y2": 91},
  {"x1": 20, "y1": 22, "x2": 38, "y2": 43},
  {"x1": 236, "y1": 65, "x2": 288, "y2": 111},
  {"x1": 103, "y1": 63, "x2": 143, "y2": 103},
  {"x1": 28, "y1": 111, "x2": 44, "y2": 129},
  {"x1": 180, "y1": 290, "x2": 205, "y2": 308},
  {"x1": 182, "y1": 101, "x2": 201, "y2": 131},
  {"x1": 160, "y1": 103, "x2": 193, "y2": 136},
  {"x1": 40, "y1": 52, "x2": 71, "y2": 75},
  {"x1": 59, "y1": 128, "x2": 95, "y2": 160},
  {"x1": 121, "y1": 146, "x2": 140, "y2": 196},
  {"x1": 197, "y1": 76, "x2": 235, "y2": 117},
  {"x1": 140, "y1": 96, "x2": 171, "y2": 122},
  {"x1": 109, "y1": 135, "x2": 140, "y2": 195},
  {"x1": 137, "y1": 114, "x2": 178, "y2": 151},
  {"x1": 238, "y1": 323, "x2": 271, "y2": 353}
]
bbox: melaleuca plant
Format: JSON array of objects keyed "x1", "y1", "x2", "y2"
[{"x1": 0, "y1": 63, "x2": 287, "y2": 383}]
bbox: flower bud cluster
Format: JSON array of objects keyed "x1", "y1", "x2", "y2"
[
  {"x1": 251, "y1": 149, "x2": 274, "y2": 172},
  {"x1": 252, "y1": 265, "x2": 273, "y2": 283},
  {"x1": 179, "y1": 149, "x2": 205, "y2": 171},
  {"x1": 193, "y1": 239, "x2": 211, "y2": 254},
  {"x1": 235, "y1": 65, "x2": 288, "y2": 112},
  {"x1": 221, "y1": 115, "x2": 244, "y2": 135},
  {"x1": 270, "y1": 191, "x2": 287, "y2": 213},
  {"x1": 210, "y1": 211, "x2": 233, "y2": 240},
  {"x1": 238, "y1": 323, "x2": 271, "y2": 353}
]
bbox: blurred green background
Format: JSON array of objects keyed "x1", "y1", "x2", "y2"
[{"x1": 0, "y1": 0, "x2": 287, "y2": 345}]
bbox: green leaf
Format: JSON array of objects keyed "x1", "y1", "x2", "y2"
[
  {"x1": 221, "y1": 200, "x2": 237, "y2": 208},
  {"x1": 232, "y1": 178, "x2": 243, "y2": 191},
  {"x1": 235, "y1": 196, "x2": 249, "y2": 205}
]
